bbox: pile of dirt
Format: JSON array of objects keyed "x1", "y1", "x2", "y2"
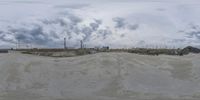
[{"x1": 181, "y1": 46, "x2": 200, "y2": 55}]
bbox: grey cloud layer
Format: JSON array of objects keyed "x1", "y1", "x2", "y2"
[
  {"x1": 112, "y1": 17, "x2": 139, "y2": 30},
  {"x1": 0, "y1": 12, "x2": 115, "y2": 48},
  {"x1": 0, "y1": 15, "x2": 197, "y2": 48},
  {"x1": 186, "y1": 25, "x2": 200, "y2": 41},
  {"x1": 1, "y1": 0, "x2": 200, "y2": 48}
]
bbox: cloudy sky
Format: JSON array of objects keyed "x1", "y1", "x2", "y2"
[{"x1": 0, "y1": 0, "x2": 200, "y2": 48}]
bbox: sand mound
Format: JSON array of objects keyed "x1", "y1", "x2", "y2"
[{"x1": 0, "y1": 53, "x2": 200, "y2": 100}]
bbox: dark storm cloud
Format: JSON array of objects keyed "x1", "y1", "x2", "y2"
[
  {"x1": 0, "y1": 24, "x2": 60, "y2": 47},
  {"x1": 191, "y1": 24, "x2": 200, "y2": 30},
  {"x1": 90, "y1": 19, "x2": 102, "y2": 31},
  {"x1": 90, "y1": 23, "x2": 99, "y2": 31},
  {"x1": 0, "y1": 31, "x2": 3, "y2": 34},
  {"x1": 186, "y1": 31, "x2": 200, "y2": 39},
  {"x1": 14, "y1": 25, "x2": 53, "y2": 45},
  {"x1": 0, "y1": 15, "x2": 112, "y2": 48},
  {"x1": 112, "y1": 17, "x2": 126, "y2": 29},
  {"x1": 0, "y1": 32, "x2": 15, "y2": 43},
  {"x1": 0, "y1": 8, "x2": 118, "y2": 48},
  {"x1": 128, "y1": 24, "x2": 139, "y2": 30},
  {"x1": 185, "y1": 24, "x2": 200, "y2": 41},
  {"x1": 95, "y1": 19, "x2": 102, "y2": 24},
  {"x1": 72, "y1": 27, "x2": 81, "y2": 34},
  {"x1": 67, "y1": 15, "x2": 82, "y2": 25},
  {"x1": 81, "y1": 26, "x2": 93, "y2": 41},
  {"x1": 120, "y1": 34, "x2": 125, "y2": 38},
  {"x1": 97, "y1": 29, "x2": 112, "y2": 39},
  {"x1": 112, "y1": 17, "x2": 139, "y2": 30},
  {"x1": 39, "y1": 12, "x2": 83, "y2": 41},
  {"x1": 49, "y1": 31, "x2": 60, "y2": 39}
]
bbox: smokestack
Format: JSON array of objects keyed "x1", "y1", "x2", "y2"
[
  {"x1": 64, "y1": 38, "x2": 66, "y2": 49},
  {"x1": 80, "y1": 40, "x2": 83, "y2": 49}
]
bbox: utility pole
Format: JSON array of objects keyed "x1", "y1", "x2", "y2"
[
  {"x1": 16, "y1": 42, "x2": 18, "y2": 50},
  {"x1": 64, "y1": 38, "x2": 67, "y2": 49},
  {"x1": 18, "y1": 40, "x2": 20, "y2": 49}
]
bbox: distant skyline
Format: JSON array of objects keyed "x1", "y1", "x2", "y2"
[{"x1": 0, "y1": 0, "x2": 200, "y2": 48}]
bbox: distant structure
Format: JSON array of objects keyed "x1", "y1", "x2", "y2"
[
  {"x1": 80, "y1": 40, "x2": 83, "y2": 49},
  {"x1": 0, "y1": 49, "x2": 8, "y2": 53},
  {"x1": 64, "y1": 38, "x2": 67, "y2": 49},
  {"x1": 101, "y1": 46, "x2": 110, "y2": 52},
  {"x1": 181, "y1": 46, "x2": 200, "y2": 54},
  {"x1": 18, "y1": 40, "x2": 20, "y2": 49},
  {"x1": 102, "y1": 46, "x2": 109, "y2": 50}
]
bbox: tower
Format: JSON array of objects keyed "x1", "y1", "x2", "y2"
[
  {"x1": 64, "y1": 38, "x2": 66, "y2": 49},
  {"x1": 80, "y1": 40, "x2": 83, "y2": 49}
]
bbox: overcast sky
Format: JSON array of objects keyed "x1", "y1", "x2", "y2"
[{"x1": 0, "y1": 0, "x2": 200, "y2": 48}]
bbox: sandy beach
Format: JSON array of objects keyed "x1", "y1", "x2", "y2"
[{"x1": 0, "y1": 53, "x2": 199, "y2": 100}]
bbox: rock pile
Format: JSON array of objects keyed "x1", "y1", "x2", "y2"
[{"x1": 181, "y1": 46, "x2": 200, "y2": 55}]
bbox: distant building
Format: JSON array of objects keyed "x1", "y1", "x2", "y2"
[
  {"x1": 102, "y1": 46, "x2": 109, "y2": 50},
  {"x1": 0, "y1": 49, "x2": 8, "y2": 53},
  {"x1": 101, "y1": 46, "x2": 110, "y2": 52}
]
